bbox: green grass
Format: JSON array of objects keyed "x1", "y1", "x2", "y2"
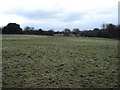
[{"x1": 2, "y1": 35, "x2": 119, "y2": 88}]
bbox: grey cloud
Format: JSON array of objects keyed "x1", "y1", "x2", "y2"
[
  {"x1": 4, "y1": 6, "x2": 117, "y2": 31},
  {"x1": 6, "y1": 8, "x2": 85, "y2": 23},
  {"x1": 61, "y1": 12, "x2": 84, "y2": 22},
  {"x1": 6, "y1": 9, "x2": 63, "y2": 20}
]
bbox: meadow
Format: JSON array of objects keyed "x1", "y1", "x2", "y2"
[{"x1": 2, "y1": 35, "x2": 119, "y2": 88}]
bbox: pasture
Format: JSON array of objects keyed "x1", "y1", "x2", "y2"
[{"x1": 2, "y1": 35, "x2": 119, "y2": 88}]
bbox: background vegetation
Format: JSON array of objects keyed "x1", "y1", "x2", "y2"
[{"x1": 1, "y1": 23, "x2": 120, "y2": 39}]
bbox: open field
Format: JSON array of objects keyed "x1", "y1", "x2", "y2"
[{"x1": 2, "y1": 35, "x2": 119, "y2": 88}]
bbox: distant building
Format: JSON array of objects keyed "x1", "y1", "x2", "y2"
[{"x1": 54, "y1": 31, "x2": 64, "y2": 36}]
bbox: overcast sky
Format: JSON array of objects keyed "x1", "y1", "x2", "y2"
[{"x1": 0, "y1": 0, "x2": 119, "y2": 31}]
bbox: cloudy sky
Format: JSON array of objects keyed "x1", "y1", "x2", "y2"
[{"x1": 0, "y1": 0, "x2": 119, "y2": 31}]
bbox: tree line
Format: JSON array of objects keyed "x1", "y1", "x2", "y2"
[{"x1": 0, "y1": 23, "x2": 120, "y2": 39}]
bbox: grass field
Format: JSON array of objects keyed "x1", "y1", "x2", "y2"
[{"x1": 2, "y1": 35, "x2": 119, "y2": 88}]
